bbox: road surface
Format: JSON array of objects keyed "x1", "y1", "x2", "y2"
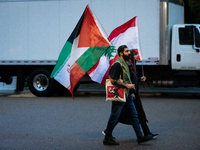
[{"x1": 0, "y1": 91, "x2": 200, "y2": 150}]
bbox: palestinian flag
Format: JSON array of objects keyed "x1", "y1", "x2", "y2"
[
  {"x1": 51, "y1": 5, "x2": 111, "y2": 97},
  {"x1": 88, "y1": 16, "x2": 142, "y2": 85}
]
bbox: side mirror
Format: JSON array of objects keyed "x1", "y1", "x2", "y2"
[{"x1": 193, "y1": 27, "x2": 200, "y2": 50}]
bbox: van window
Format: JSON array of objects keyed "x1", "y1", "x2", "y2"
[{"x1": 179, "y1": 28, "x2": 194, "y2": 45}]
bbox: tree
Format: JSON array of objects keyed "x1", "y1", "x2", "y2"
[{"x1": 184, "y1": 0, "x2": 200, "y2": 23}]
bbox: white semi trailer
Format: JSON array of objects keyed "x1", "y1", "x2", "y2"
[{"x1": 0, "y1": 0, "x2": 199, "y2": 96}]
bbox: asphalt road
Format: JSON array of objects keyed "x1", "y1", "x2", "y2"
[{"x1": 0, "y1": 91, "x2": 200, "y2": 150}]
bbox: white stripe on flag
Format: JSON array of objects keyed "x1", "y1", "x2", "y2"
[
  {"x1": 111, "y1": 26, "x2": 140, "y2": 50},
  {"x1": 54, "y1": 59, "x2": 71, "y2": 89},
  {"x1": 89, "y1": 55, "x2": 110, "y2": 83},
  {"x1": 70, "y1": 35, "x2": 89, "y2": 66}
]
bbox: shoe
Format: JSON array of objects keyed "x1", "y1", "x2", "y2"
[
  {"x1": 137, "y1": 135, "x2": 153, "y2": 144},
  {"x1": 148, "y1": 132, "x2": 158, "y2": 138},
  {"x1": 102, "y1": 131, "x2": 116, "y2": 140},
  {"x1": 103, "y1": 138, "x2": 119, "y2": 145}
]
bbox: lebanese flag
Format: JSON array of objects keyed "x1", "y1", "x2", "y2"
[
  {"x1": 51, "y1": 5, "x2": 111, "y2": 97},
  {"x1": 88, "y1": 16, "x2": 142, "y2": 85}
]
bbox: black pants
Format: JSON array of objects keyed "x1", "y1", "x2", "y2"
[{"x1": 133, "y1": 92, "x2": 150, "y2": 136}]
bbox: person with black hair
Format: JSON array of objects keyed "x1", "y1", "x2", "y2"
[
  {"x1": 126, "y1": 50, "x2": 158, "y2": 138},
  {"x1": 103, "y1": 45, "x2": 152, "y2": 145}
]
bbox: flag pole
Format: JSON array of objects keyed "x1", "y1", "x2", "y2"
[
  {"x1": 136, "y1": 17, "x2": 144, "y2": 76},
  {"x1": 136, "y1": 17, "x2": 145, "y2": 88},
  {"x1": 142, "y1": 64, "x2": 144, "y2": 77}
]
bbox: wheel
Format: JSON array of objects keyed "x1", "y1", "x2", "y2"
[{"x1": 28, "y1": 69, "x2": 54, "y2": 96}]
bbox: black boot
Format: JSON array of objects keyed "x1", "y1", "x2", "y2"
[
  {"x1": 103, "y1": 137, "x2": 119, "y2": 145},
  {"x1": 137, "y1": 135, "x2": 153, "y2": 144}
]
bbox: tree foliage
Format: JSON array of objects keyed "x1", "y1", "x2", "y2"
[{"x1": 184, "y1": 0, "x2": 200, "y2": 23}]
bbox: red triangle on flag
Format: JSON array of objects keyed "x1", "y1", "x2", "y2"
[{"x1": 78, "y1": 6, "x2": 110, "y2": 48}]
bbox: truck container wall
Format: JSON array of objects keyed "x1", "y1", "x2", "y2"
[
  {"x1": 1, "y1": 0, "x2": 194, "y2": 95},
  {"x1": 159, "y1": 1, "x2": 184, "y2": 65},
  {"x1": 0, "y1": 0, "x2": 160, "y2": 62}
]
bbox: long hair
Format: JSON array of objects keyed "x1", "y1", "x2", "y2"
[
  {"x1": 130, "y1": 50, "x2": 137, "y2": 64},
  {"x1": 128, "y1": 50, "x2": 138, "y2": 82}
]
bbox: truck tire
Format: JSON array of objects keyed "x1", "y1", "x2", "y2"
[{"x1": 28, "y1": 69, "x2": 54, "y2": 97}]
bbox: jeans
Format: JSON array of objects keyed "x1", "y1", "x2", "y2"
[{"x1": 105, "y1": 93, "x2": 143, "y2": 139}]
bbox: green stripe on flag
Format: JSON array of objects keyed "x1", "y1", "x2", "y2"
[
  {"x1": 50, "y1": 41, "x2": 72, "y2": 78},
  {"x1": 76, "y1": 46, "x2": 109, "y2": 72}
]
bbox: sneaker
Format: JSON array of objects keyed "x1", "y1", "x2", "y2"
[
  {"x1": 103, "y1": 138, "x2": 119, "y2": 145},
  {"x1": 137, "y1": 135, "x2": 153, "y2": 144},
  {"x1": 102, "y1": 131, "x2": 116, "y2": 140}
]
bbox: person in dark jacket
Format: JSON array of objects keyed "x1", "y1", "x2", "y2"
[
  {"x1": 103, "y1": 45, "x2": 152, "y2": 145},
  {"x1": 126, "y1": 50, "x2": 158, "y2": 137}
]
